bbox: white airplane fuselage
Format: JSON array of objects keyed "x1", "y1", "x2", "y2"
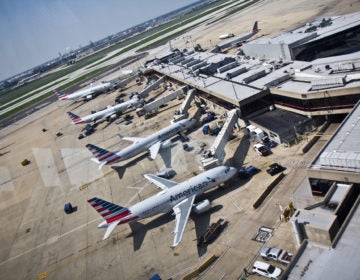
[
  {"x1": 81, "y1": 98, "x2": 142, "y2": 123},
  {"x1": 114, "y1": 166, "x2": 237, "y2": 225},
  {"x1": 68, "y1": 82, "x2": 112, "y2": 100},
  {"x1": 107, "y1": 118, "x2": 196, "y2": 163}
]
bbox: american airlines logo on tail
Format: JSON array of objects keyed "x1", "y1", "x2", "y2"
[
  {"x1": 88, "y1": 197, "x2": 134, "y2": 223},
  {"x1": 67, "y1": 112, "x2": 83, "y2": 124},
  {"x1": 54, "y1": 90, "x2": 68, "y2": 100}
]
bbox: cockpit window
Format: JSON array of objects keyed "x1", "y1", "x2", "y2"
[{"x1": 225, "y1": 166, "x2": 230, "y2": 174}]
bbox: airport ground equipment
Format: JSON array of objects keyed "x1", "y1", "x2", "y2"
[
  {"x1": 200, "y1": 109, "x2": 240, "y2": 170},
  {"x1": 21, "y1": 159, "x2": 31, "y2": 166},
  {"x1": 238, "y1": 165, "x2": 259, "y2": 179},
  {"x1": 172, "y1": 88, "x2": 196, "y2": 122},
  {"x1": 64, "y1": 203, "x2": 75, "y2": 214},
  {"x1": 138, "y1": 76, "x2": 166, "y2": 98},
  {"x1": 260, "y1": 246, "x2": 293, "y2": 265},
  {"x1": 197, "y1": 218, "x2": 227, "y2": 246},
  {"x1": 266, "y1": 163, "x2": 286, "y2": 176},
  {"x1": 136, "y1": 86, "x2": 187, "y2": 117},
  {"x1": 254, "y1": 143, "x2": 270, "y2": 156}
]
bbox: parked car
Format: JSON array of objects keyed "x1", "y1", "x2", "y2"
[
  {"x1": 238, "y1": 165, "x2": 259, "y2": 179},
  {"x1": 265, "y1": 140, "x2": 277, "y2": 148},
  {"x1": 260, "y1": 246, "x2": 293, "y2": 264},
  {"x1": 266, "y1": 163, "x2": 286, "y2": 176},
  {"x1": 254, "y1": 143, "x2": 270, "y2": 156},
  {"x1": 252, "y1": 261, "x2": 282, "y2": 279}
]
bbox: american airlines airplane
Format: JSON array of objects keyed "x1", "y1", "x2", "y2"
[
  {"x1": 230, "y1": 21, "x2": 259, "y2": 46},
  {"x1": 86, "y1": 118, "x2": 196, "y2": 169},
  {"x1": 88, "y1": 165, "x2": 237, "y2": 247},
  {"x1": 67, "y1": 96, "x2": 144, "y2": 124},
  {"x1": 54, "y1": 81, "x2": 113, "y2": 101}
]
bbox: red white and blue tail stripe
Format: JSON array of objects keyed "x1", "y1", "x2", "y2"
[
  {"x1": 252, "y1": 21, "x2": 259, "y2": 34},
  {"x1": 86, "y1": 144, "x2": 122, "y2": 167},
  {"x1": 67, "y1": 111, "x2": 83, "y2": 124},
  {"x1": 54, "y1": 90, "x2": 68, "y2": 100},
  {"x1": 87, "y1": 197, "x2": 133, "y2": 223}
]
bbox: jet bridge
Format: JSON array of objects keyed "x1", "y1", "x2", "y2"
[
  {"x1": 200, "y1": 109, "x2": 240, "y2": 170},
  {"x1": 111, "y1": 71, "x2": 139, "y2": 89},
  {"x1": 138, "y1": 76, "x2": 166, "y2": 98},
  {"x1": 136, "y1": 86, "x2": 188, "y2": 117},
  {"x1": 172, "y1": 88, "x2": 196, "y2": 123}
]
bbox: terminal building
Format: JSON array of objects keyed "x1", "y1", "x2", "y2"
[
  {"x1": 285, "y1": 100, "x2": 360, "y2": 280},
  {"x1": 145, "y1": 12, "x2": 360, "y2": 145},
  {"x1": 242, "y1": 12, "x2": 360, "y2": 61},
  {"x1": 140, "y1": 12, "x2": 360, "y2": 278}
]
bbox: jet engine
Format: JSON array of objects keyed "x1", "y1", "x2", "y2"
[
  {"x1": 161, "y1": 139, "x2": 172, "y2": 149},
  {"x1": 193, "y1": 199, "x2": 211, "y2": 214},
  {"x1": 86, "y1": 94, "x2": 93, "y2": 100},
  {"x1": 109, "y1": 114, "x2": 117, "y2": 120}
]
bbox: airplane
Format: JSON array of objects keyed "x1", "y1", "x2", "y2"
[
  {"x1": 211, "y1": 21, "x2": 259, "y2": 53},
  {"x1": 54, "y1": 81, "x2": 113, "y2": 101},
  {"x1": 86, "y1": 118, "x2": 196, "y2": 169},
  {"x1": 87, "y1": 165, "x2": 237, "y2": 247},
  {"x1": 219, "y1": 33, "x2": 234, "y2": 39},
  {"x1": 67, "y1": 96, "x2": 144, "y2": 124},
  {"x1": 230, "y1": 21, "x2": 259, "y2": 46}
]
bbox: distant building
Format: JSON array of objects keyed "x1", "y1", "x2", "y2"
[{"x1": 242, "y1": 12, "x2": 360, "y2": 61}]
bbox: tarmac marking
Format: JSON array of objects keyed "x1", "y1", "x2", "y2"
[
  {"x1": 43, "y1": 238, "x2": 115, "y2": 276},
  {"x1": 229, "y1": 196, "x2": 243, "y2": 212},
  {"x1": 58, "y1": 253, "x2": 74, "y2": 262},
  {"x1": 36, "y1": 271, "x2": 47, "y2": 280},
  {"x1": 0, "y1": 217, "x2": 101, "y2": 267}
]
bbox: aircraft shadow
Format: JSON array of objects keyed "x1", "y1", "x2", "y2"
[
  {"x1": 224, "y1": 134, "x2": 250, "y2": 168},
  {"x1": 159, "y1": 144, "x2": 177, "y2": 169},
  {"x1": 128, "y1": 212, "x2": 174, "y2": 251},
  {"x1": 145, "y1": 88, "x2": 167, "y2": 103},
  {"x1": 111, "y1": 153, "x2": 149, "y2": 179},
  {"x1": 127, "y1": 204, "x2": 223, "y2": 256},
  {"x1": 191, "y1": 205, "x2": 223, "y2": 257},
  {"x1": 67, "y1": 100, "x2": 87, "y2": 110}
]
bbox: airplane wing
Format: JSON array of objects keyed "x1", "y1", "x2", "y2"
[
  {"x1": 118, "y1": 134, "x2": 144, "y2": 144},
  {"x1": 149, "y1": 141, "x2": 161, "y2": 160},
  {"x1": 144, "y1": 174, "x2": 177, "y2": 190},
  {"x1": 172, "y1": 195, "x2": 196, "y2": 248},
  {"x1": 96, "y1": 111, "x2": 114, "y2": 123}
]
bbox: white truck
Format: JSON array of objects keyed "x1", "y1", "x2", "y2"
[{"x1": 260, "y1": 246, "x2": 293, "y2": 264}]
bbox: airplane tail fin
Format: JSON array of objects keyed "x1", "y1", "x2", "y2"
[
  {"x1": 85, "y1": 144, "x2": 121, "y2": 168},
  {"x1": 252, "y1": 21, "x2": 259, "y2": 34},
  {"x1": 87, "y1": 197, "x2": 131, "y2": 223},
  {"x1": 67, "y1": 111, "x2": 83, "y2": 124},
  {"x1": 54, "y1": 90, "x2": 68, "y2": 100},
  {"x1": 87, "y1": 197, "x2": 133, "y2": 239}
]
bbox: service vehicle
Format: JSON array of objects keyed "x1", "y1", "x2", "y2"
[
  {"x1": 252, "y1": 261, "x2": 282, "y2": 279},
  {"x1": 238, "y1": 165, "x2": 259, "y2": 179},
  {"x1": 254, "y1": 143, "x2": 270, "y2": 156},
  {"x1": 260, "y1": 246, "x2": 293, "y2": 264},
  {"x1": 266, "y1": 163, "x2": 286, "y2": 176}
]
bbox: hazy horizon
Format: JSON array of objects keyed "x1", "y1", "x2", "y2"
[{"x1": 0, "y1": 0, "x2": 199, "y2": 81}]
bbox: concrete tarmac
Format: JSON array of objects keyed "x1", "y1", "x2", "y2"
[{"x1": 0, "y1": 0, "x2": 359, "y2": 279}]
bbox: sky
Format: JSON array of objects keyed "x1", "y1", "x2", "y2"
[{"x1": 0, "y1": 0, "x2": 198, "y2": 80}]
